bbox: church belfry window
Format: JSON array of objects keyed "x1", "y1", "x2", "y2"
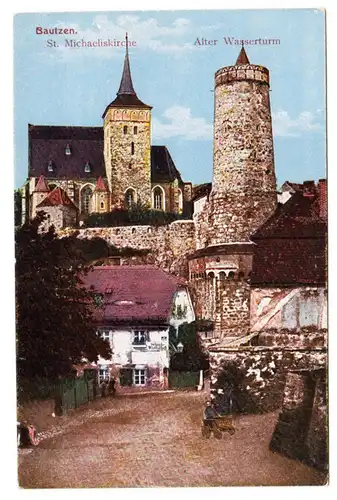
[
  {"x1": 65, "y1": 144, "x2": 72, "y2": 156},
  {"x1": 123, "y1": 126, "x2": 128, "y2": 135},
  {"x1": 131, "y1": 142, "x2": 135, "y2": 155},
  {"x1": 153, "y1": 187, "x2": 164, "y2": 210},
  {"x1": 84, "y1": 162, "x2": 91, "y2": 173},
  {"x1": 47, "y1": 160, "x2": 54, "y2": 172},
  {"x1": 133, "y1": 126, "x2": 138, "y2": 135}
]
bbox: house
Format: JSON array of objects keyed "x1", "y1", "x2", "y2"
[{"x1": 81, "y1": 265, "x2": 195, "y2": 390}]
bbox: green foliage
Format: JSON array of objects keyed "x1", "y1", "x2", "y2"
[
  {"x1": 169, "y1": 322, "x2": 209, "y2": 372},
  {"x1": 171, "y1": 304, "x2": 188, "y2": 320},
  {"x1": 61, "y1": 234, "x2": 150, "y2": 262},
  {"x1": 16, "y1": 213, "x2": 112, "y2": 379},
  {"x1": 84, "y1": 204, "x2": 189, "y2": 228}
]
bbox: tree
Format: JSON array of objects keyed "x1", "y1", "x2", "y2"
[
  {"x1": 16, "y1": 213, "x2": 111, "y2": 379},
  {"x1": 169, "y1": 322, "x2": 209, "y2": 372}
]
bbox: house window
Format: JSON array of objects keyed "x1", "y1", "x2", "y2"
[
  {"x1": 133, "y1": 330, "x2": 147, "y2": 346},
  {"x1": 47, "y1": 160, "x2": 54, "y2": 172},
  {"x1": 65, "y1": 144, "x2": 72, "y2": 156},
  {"x1": 125, "y1": 188, "x2": 135, "y2": 208},
  {"x1": 84, "y1": 162, "x2": 91, "y2": 173},
  {"x1": 101, "y1": 331, "x2": 110, "y2": 342},
  {"x1": 133, "y1": 126, "x2": 138, "y2": 135},
  {"x1": 131, "y1": 142, "x2": 135, "y2": 155},
  {"x1": 123, "y1": 125, "x2": 128, "y2": 135},
  {"x1": 133, "y1": 369, "x2": 146, "y2": 386},
  {"x1": 153, "y1": 187, "x2": 163, "y2": 210},
  {"x1": 98, "y1": 367, "x2": 110, "y2": 385},
  {"x1": 81, "y1": 186, "x2": 93, "y2": 214}
]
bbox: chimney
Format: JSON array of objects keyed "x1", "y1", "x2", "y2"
[
  {"x1": 318, "y1": 179, "x2": 327, "y2": 219},
  {"x1": 302, "y1": 180, "x2": 316, "y2": 197}
]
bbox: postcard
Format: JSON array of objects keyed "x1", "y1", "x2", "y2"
[{"x1": 14, "y1": 8, "x2": 327, "y2": 488}]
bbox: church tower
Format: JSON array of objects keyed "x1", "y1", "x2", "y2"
[
  {"x1": 103, "y1": 34, "x2": 152, "y2": 209},
  {"x1": 189, "y1": 47, "x2": 277, "y2": 343}
]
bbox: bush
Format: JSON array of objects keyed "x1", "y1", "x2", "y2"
[{"x1": 84, "y1": 207, "x2": 189, "y2": 228}]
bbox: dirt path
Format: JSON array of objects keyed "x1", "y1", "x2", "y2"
[{"x1": 18, "y1": 391, "x2": 327, "y2": 488}]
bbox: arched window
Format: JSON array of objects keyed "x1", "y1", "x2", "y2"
[
  {"x1": 134, "y1": 126, "x2": 138, "y2": 135},
  {"x1": 125, "y1": 188, "x2": 136, "y2": 208},
  {"x1": 153, "y1": 186, "x2": 164, "y2": 210},
  {"x1": 178, "y1": 188, "x2": 183, "y2": 212},
  {"x1": 131, "y1": 142, "x2": 135, "y2": 155},
  {"x1": 123, "y1": 125, "x2": 127, "y2": 135},
  {"x1": 100, "y1": 201, "x2": 105, "y2": 210},
  {"x1": 81, "y1": 186, "x2": 93, "y2": 214}
]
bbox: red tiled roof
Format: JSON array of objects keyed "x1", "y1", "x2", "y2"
[
  {"x1": 251, "y1": 191, "x2": 327, "y2": 285},
  {"x1": 34, "y1": 175, "x2": 49, "y2": 192},
  {"x1": 82, "y1": 265, "x2": 186, "y2": 324},
  {"x1": 95, "y1": 176, "x2": 108, "y2": 192},
  {"x1": 37, "y1": 187, "x2": 77, "y2": 209}
]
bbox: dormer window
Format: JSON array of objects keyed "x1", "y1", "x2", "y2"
[
  {"x1": 84, "y1": 162, "x2": 91, "y2": 173},
  {"x1": 65, "y1": 144, "x2": 72, "y2": 156},
  {"x1": 47, "y1": 160, "x2": 54, "y2": 172}
]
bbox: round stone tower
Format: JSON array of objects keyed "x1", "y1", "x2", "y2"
[
  {"x1": 189, "y1": 47, "x2": 278, "y2": 344},
  {"x1": 209, "y1": 46, "x2": 277, "y2": 245}
]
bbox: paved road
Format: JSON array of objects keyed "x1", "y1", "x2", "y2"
[{"x1": 18, "y1": 391, "x2": 326, "y2": 488}]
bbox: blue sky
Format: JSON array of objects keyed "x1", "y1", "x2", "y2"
[{"x1": 14, "y1": 9, "x2": 326, "y2": 188}]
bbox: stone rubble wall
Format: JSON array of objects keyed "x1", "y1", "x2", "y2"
[
  {"x1": 59, "y1": 219, "x2": 196, "y2": 277},
  {"x1": 209, "y1": 345, "x2": 327, "y2": 413}
]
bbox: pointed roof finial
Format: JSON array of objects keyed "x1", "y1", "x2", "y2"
[
  {"x1": 117, "y1": 32, "x2": 136, "y2": 96},
  {"x1": 95, "y1": 176, "x2": 109, "y2": 192},
  {"x1": 235, "y1": 45, "x2": 250, "y2": 65}
]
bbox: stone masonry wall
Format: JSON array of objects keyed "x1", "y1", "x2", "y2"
[
  {"x1": 209, "y1": 346, "x2": 327, "y2": 413},
  {"x1": 60, "y1": 219, "x2": 196, "y2": 277}
]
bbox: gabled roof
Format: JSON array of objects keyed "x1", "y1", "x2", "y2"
[
  {"x1": 151, "y1": 146, "x2": 182, "y2": 183},
  {"x1": 95, "y1": 176, "x2": 109, "y2": 192},
  {"x1": 251, "y1": 191, "x2": 327, "y2": 286},
  {"x1": 36, "y1": 187, "x2": 77, "y2": 209},
  {"x1": 82, "y1": 265, "x2": 186, "y2": 324},
  {"x1": 34, "y1": 175, "x2": 49, "y2": 192}
]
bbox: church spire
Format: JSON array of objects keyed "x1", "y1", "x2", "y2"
[
  {"x1": 117, "y1": 33, "x2": 136, "y2": 96},
  {"x1": 235, "y1": 45, "x2": 250, "y2": 65}
]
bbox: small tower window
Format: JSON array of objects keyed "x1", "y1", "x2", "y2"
[
  {"x1": 134, "y1": 126, "x2": 138, "y2": 135},
  {"x1": 47, "y1": 160, "x2": 54, "y2": 172},
  {"x1": 131, "y1": 142, "x2": 135, "y2": 155},
  {"x1": 123, "y1": 125, "x2": 128, "y2": 135},
  {"x1": 84, "y1": 162, "x2": 91, "y2": 173},
  {"x1": 65, "y1": 144, "x2": 72, "y2": 156},
  {"x1": 100, "y1": 201, "x2": 105, "y2": 209}
]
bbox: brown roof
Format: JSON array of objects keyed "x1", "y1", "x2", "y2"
[
  {"x1": 251, "y1": 191, "x2": 327, "y2": 286},
  {"x1": 34, "y1": 175, "x2": 49, "y2": 192},
  {"x1": 37, "y1": 187, "x2": 77, "y2": 209},
  {"x1": 192, "y1": 183, "x2": 212, "y2": 201},
  {"x1": 29, "y1": 125, "x2": 105, "y2": 180},
  {"x1": 29, "y1": 126, "x2": 179, "y2": 184},
  {"x1": 235, "y1": 46, "x2": 250, "y2": 65},
  {"x1": 82, "y1": 265, "x2": 186, "y2": 324}
]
